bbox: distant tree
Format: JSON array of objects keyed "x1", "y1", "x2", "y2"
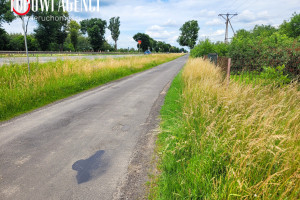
[
  {"x1": 34, "y1": 0, "x2": 69, "y2": 51},
  {"x1": 8, "y1": 33, "x2": 39, "y2": 51},
  {"x1": 252, "y1": 25, "x2": 277, "y2": 38},
  {"x1": 156, "y1": 41, "x2": 165, "y2": 52},
  {"x1": 149, "y1": 38, "x2": 157, "y2": 51},
  {"x1": 190, "y1": 39, "x2": 229, "y2": 58},
  {"x1": 156, "y1": 41, "x2": 171, "y2": 52},
  {"x1": 190, "y1": 39, "x2": 215, "y2": 57},
  {"x1": 63, "y1": 35, "x2": 75, "y2": 51},
  {"x1": 102, "y1": 41, "x2": 115, "y2": 51},
  {"x1": 56, "y1": 26, "x2": 68, "y2": 51},
  {"x1": 9, "y1": 34, "x2": 24, "y2": 51},
  {"x1": 80, "y1": 18, "x2": 107, "y2": 51},
  {"x1": 129, "y1": 47, "x2": 136, "y2": 52},
  {"x1": 179, "y1": 48, "x2": 187, "y2": 53},
  {"x1": 77, "y1": 36, "x2": 92, "y2": 51},
  {"x1": 108, "y1": 17, "x2": 120, "y2": 50},
  {"x1": 177, "y1": 20, "x2": 200, "y2": 49},
  {"x1": 67, "y1": 20, "x2": 81, "y2": 51},
  {"x1": 0, "y1": 28, "x2": 9, "y2": 50},
  {"x1": 133, "y1": 33, "x2": 152, "y2": 52},
  {"x1": 0, "y1": 0, "x2": 15, "y2": 50},
  {"x1": 234, "y1": 29, "x2": 252, "y2": 39},
  {"x1": 279, "y1": 13, "x2": 300, "y2": 38}
]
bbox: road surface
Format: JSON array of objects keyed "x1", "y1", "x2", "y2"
[
  {"x1": 0, "y1": 55, "x2": 188, "y2": 200},
  {"x1": 0, "y1": 54, "x2": 139, "y2": 65}
]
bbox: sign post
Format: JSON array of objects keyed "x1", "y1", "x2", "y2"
[
  {"x1": 21, "y1": 16, "x2": 30, "y2": 74},
  {"x1": 138, "y1": 40, "x2": 142, "y2": 54},
  {"x1": 14, "y1": 0, "x2": 31, "y2": 74}
]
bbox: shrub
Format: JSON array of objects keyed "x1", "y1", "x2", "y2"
[{"x1": 190, "y1": 39, "x2": 229, "y2": 58}]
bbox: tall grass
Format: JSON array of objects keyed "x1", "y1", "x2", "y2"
[
  {"x1": 152, "y1": 58, "x2": 299, "y2": 199},
  {"x1": 0, "y1": 54, "x2": 182, "y2": 121}
]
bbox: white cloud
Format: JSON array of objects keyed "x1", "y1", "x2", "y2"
[
  {"x1": 206, "y1": 18, "x2": 223, "y2": 25},
  {"x1": 212, "y1": 29, "x2": 225, "y2": 36},
  {"x1": 162, "y1": 19, "x2": 178, "y2": 27},
  {"x1": 148, "y1": 25, "x2": 164, "y2": 31}
]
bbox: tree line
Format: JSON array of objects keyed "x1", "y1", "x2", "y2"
[
  {"x1": 132, "y1": 33, "x2": 186, "y2": 53},
  {"x1": 0, "y1": 0, "x2": 120, "y2": 52},
  {"x1": 190, "y1": 13, "x2": 299, "y2": 76},
  {"x1": 0, "y1": 0, "x2": 187, "y2": 53}
]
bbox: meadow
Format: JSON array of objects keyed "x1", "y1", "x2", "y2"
[
  {"x1": 150, "y1": 58, "x2": 299, "y2": 199},
  {"x1": 0, "y1": 54, "x2": 182, "y2": 121}
]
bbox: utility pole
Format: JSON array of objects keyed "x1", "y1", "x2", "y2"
[{"x1": 218, "y1": 13, "x2": 238, "y2": 43}]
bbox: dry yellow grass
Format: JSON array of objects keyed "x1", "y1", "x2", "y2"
[
  {"x1": 8, "y1": 54, "x2": 182, "y2": 89},
  {"x1": 183, "y1": 58, "x2": 299, "y2": 198},
  {"x1": 154, "y1": 57, "x2": 299, "y2": 199}
]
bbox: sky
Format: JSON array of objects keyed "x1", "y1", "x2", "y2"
[{"x1": 3, "y1": 0, "x2": 300, "y2": 49}]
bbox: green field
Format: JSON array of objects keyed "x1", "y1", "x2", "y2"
[
  {"x1": 0, "y1": 54, "x2": 183, "y2": 122},
  {"x1": 0, "y1": 53, "x2": 138, "y2": 58},
  {"x1": 150, "y1": 58, "x2": 299, "y2": 199}
]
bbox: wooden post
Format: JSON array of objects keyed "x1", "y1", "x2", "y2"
[{"x1": 227, "y1": 58, "x2": 231, "y2": 86}]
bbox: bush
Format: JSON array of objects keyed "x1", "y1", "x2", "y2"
[
  {"x1": 260, "y1": 65, "x2": 291, "y2": 85},
  {"x1": 229, "y1": 28, "x2": 299, "y2": 76},
  {"x1": 190, "y1": 39, "x2": 229, "y2": 58}
]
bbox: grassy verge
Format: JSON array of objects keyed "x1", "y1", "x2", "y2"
[
  {"x1": 0, "y1": 54, "x2": 183, "y2": 121},
  {"x1": 151, "y1": 58, "x2": 299, "y2": 199},
  {"x1": 0, "y1": 53, "x2": 139, "y2": 58}
]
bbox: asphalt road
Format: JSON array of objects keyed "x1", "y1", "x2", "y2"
[
  {"x1": 0, "y1": 54, "x2": 139, "y2": 65},
  {"x1": 0, "y1": 55, "x2": 188, "y2": 200}
]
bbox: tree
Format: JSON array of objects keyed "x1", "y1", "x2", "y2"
[
  {"x1": 279, "y1": 13, "x2": 300, "y2": 38},
  {"x1": 80, "y1": 18, "x2": 107, "y2": 51},
  {"x1": 102, "y1": 41, "x2": 115, "y2": 52},
  {"x1": 0, "y1": 28, "x2": 9, "y2": 50},
  {"x1": 190, "y1": 39, "x2": 215, "y2": 58},
  {"x1": 252, "y1": 25, "x2": 277, "y2": 38},
  {"x1": 133, "y1": 33, "x2": 151, "y2": 52},
  {"x1": 108, "y1": 17, "x2": 120, "y2": 50},
  {"x1": 190, "y1": 39, "x2": 229, "y2": 58},
  {"x1": 0, "y1": 0, "x2": 15, "y2": 26},
  {"x1": 63, "y1": 35, "x2": 75, "y2": 51},
  {"x1": 8, "y1": 33, "x2": 39, "y2": 51},
  {"x1": 77, "y1": 36, "x2": 92, "y2": 51},
  {"x1": 68, "y1": 20, "x2": 81, "y2": 51},
  {"x1": 34, "y1": 0, "x2": 69, "y2": 51},
  {"x1": 177, "y1": 20, "x2": 200, "y2": 49},
  {"x1": 0, "y1": 0, "x2": 15, "y2": 50}
]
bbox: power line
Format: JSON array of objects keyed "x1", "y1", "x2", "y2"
[
  {"x1": 218, "y1": 13, "x2": 238, "y2": 43},
  {"x1": 230, "y1": 0, "x2": 247, "y2": 12},
  {"x1": 234, "y1": 0, "x2": 255, "y2": 13},
  {"x1": 226, "y1": 0, "x2": 240, "y2": 12}
]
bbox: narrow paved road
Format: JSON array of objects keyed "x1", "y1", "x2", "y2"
[
  {"x1": 0, "y1": 54, "x2": 139, "y2": 65},
  {"x1": 0, "y1": 55, "x2": 188, "y2": 200}
]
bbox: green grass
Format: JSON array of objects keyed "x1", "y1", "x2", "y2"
[
  {"x1": 0, "y1": 52, "x2": 139, "y2": 58},
  {"x1": 230, "y1": 65, "x2": 293, "y2": 86},
  {"x1": 0, "y1": 54, "x2": 183, "y2": 122},
  {"x1": 150, "y1": 58, "x2": 299, "y2": 199},
  {"x1": 148, "y1": 71, "x2": 186, "y2": 199}
]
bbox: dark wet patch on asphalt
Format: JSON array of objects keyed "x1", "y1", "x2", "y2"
[{"x1": 72, "y1": 150, "x2": 107, "y2": 184}]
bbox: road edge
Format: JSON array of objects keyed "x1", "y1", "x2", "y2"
[{"x1": 112, "y1": 79, "x2": 172, "y2": 200}]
